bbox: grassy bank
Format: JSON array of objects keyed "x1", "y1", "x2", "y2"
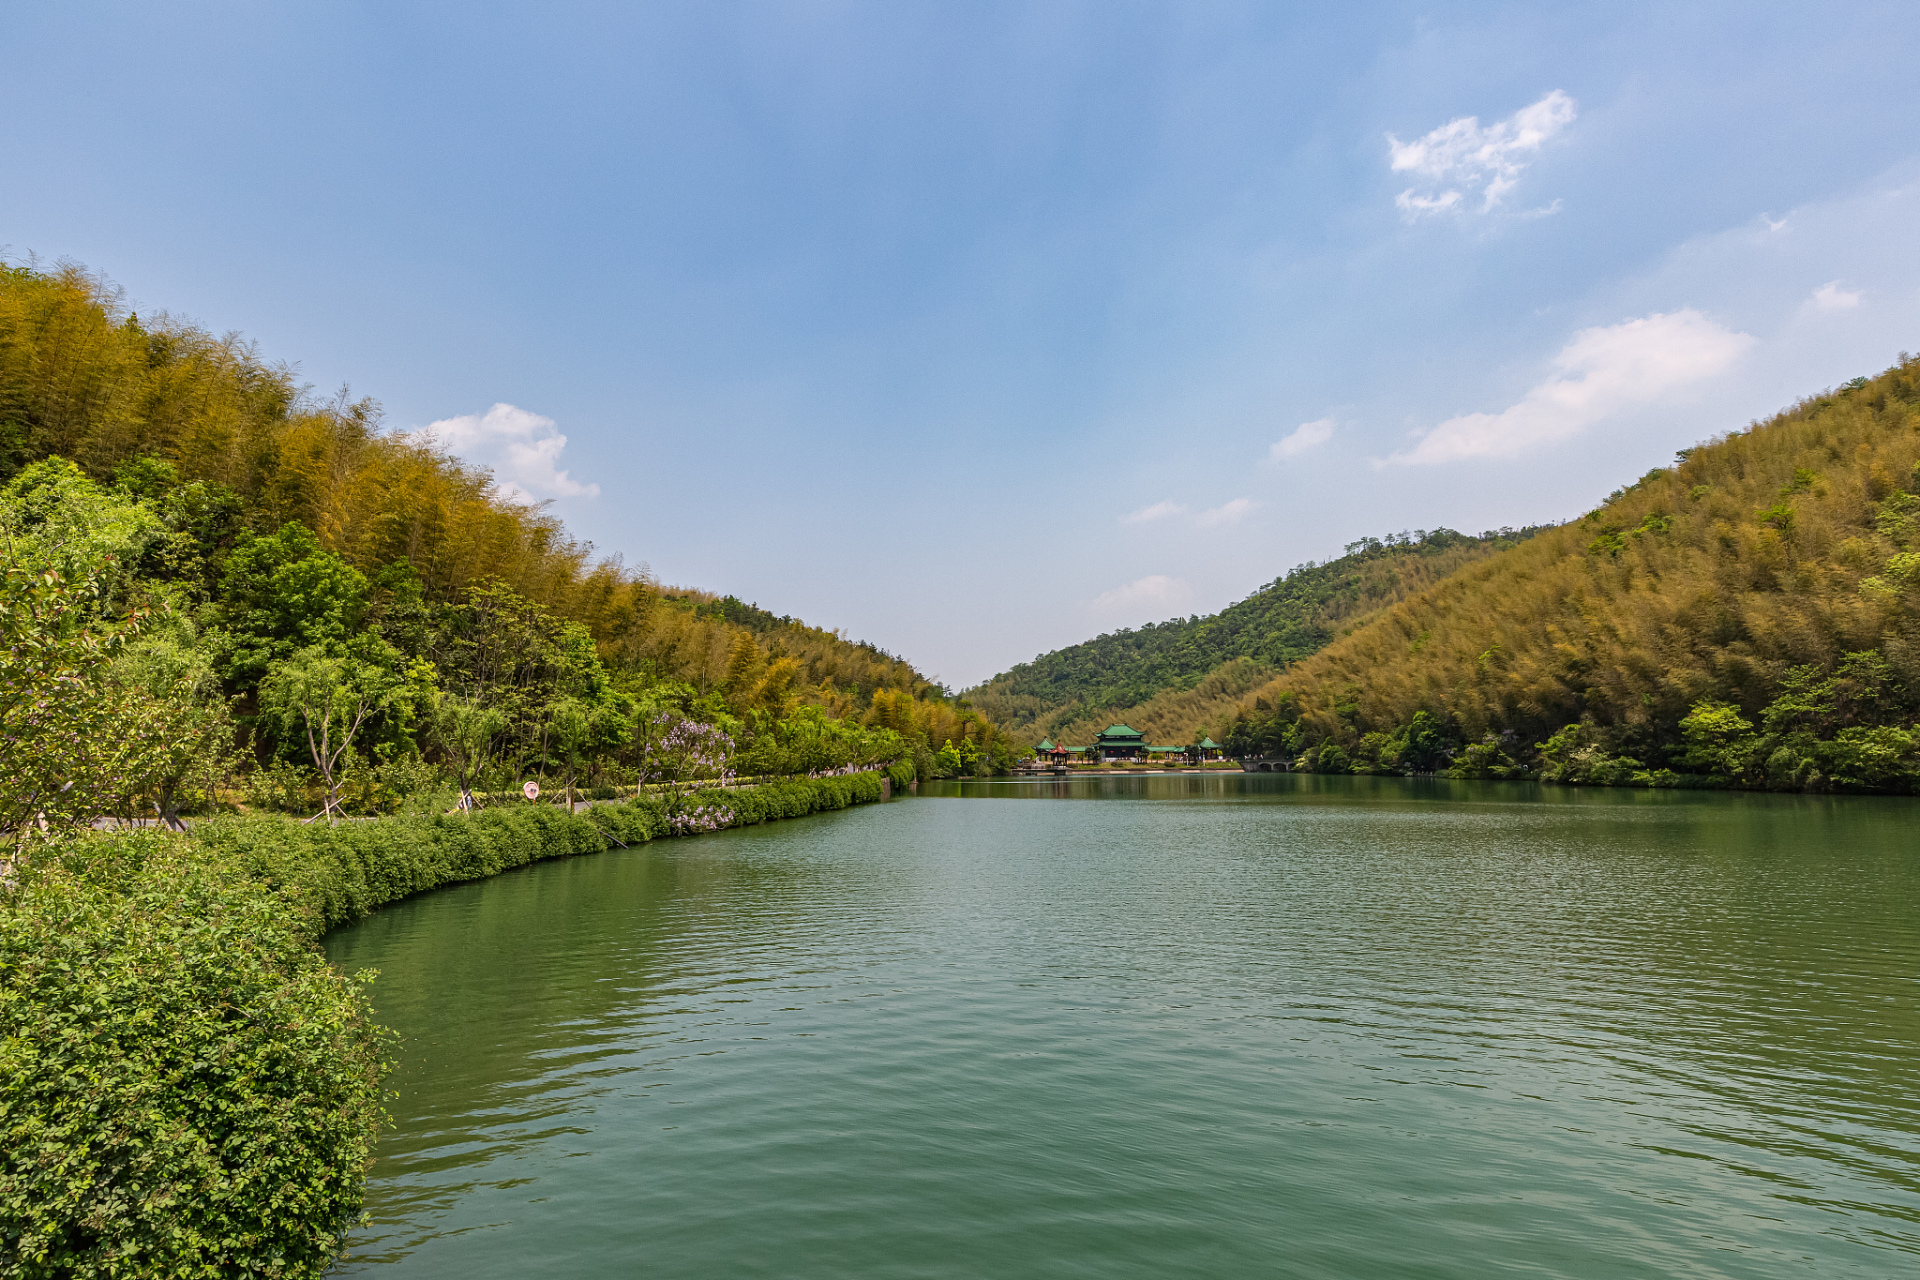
[{"x1": 0, "y1": 768, "x2": 906, "y2": 1279}]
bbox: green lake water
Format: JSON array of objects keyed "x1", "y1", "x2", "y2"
[{"x1": 324, "y1": 774, "x2": 1920, "y2": 1278}]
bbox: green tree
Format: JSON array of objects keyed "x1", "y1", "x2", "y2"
[
  {"x1": 257, "y1": 644, "x2": 406, "y2": 823},
  {"x1": 545, "y1": 697, "x2": 595, "y2": 807},
  {"x1": 2, "y1": 457, "x2": 163, "y2": 609},
  {"x1": 1676, "y1": 701, "x2": 1761, "y2": 781},
  {"x1": 426, "y1": 693, "x2": 508, "y2": 812},
  {"x1": 0, "y1": 466, "x2": 214, "y2": 851},
  {"x1": 0, "y1": 563, "x2": 169, "y2": 855},
  {"x1": 1396, "y1": 710, "x2": 1452, "y2": 773},
  {"x1": 432, "y1": 581, "x2": 611, "y2": 775},
  {"x1": 367, "y1": 556, "x2": 432, "y2": 658},
  {"x1": 109, "y1": 619, "x2": 239, "y2": 828},
  {"x1": 217, "y1": 522, "x2": 371, "y2": 687}
]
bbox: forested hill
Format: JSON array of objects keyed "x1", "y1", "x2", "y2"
[
  {"x1": 665, "y1": 588, "x2": 948, "y2": 698},
  {"x1": 0, "y1": 259, "x2": 1019, "y2": 776},
  {"x1": 1222, "y1": 357, "x2": 1920, "y2": 793},
  {"x1": 967, "y1": 527, "x2": 1543, "y2": 741}
]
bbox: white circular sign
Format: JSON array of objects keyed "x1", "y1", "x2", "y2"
[{"x1": 523, "y1": 781, "x2": 540, "y2": 800}]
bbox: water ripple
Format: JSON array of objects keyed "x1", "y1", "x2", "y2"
[{"x1": 327, "y1": 775, "x2": 1920, "y2": 1278}]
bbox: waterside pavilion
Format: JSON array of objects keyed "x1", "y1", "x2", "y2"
[
  {"x1": 1031, "y1": 727, "x2": 1228, "y2": 767},
  {"x1": 1092, "y1": 724, "x2": 1147, "y2": 761}
]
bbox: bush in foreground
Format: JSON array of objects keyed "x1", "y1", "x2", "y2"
[{"x1": 0, "y1": 838, "x2": 385, "y2": 1279}]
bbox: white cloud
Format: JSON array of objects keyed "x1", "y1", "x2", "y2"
[
  {"x1": 1396, "y1": 190, "x2": 1462, "y2": 217},
  {"x1": 1122, "y1": 499, "x2": 1186, "y2": 524},
  {"x1": 1388, "y1": 90, "x2": 1576, "y2": 218},
  {"x1": 419, "y1": 403, "x2": 600, "y2": 502},
  {"x1": 1386, "y1": 310, "x2": 1755, "y2": 465},
  {"x1": 1195, "y1": 496, "x2": 1254, "y2": 527},
  {"x1": 1269, "y1": 417, "x2": 1334, "y2": 460},
  {"x1": 1120, "y1": 498, "x2": 1253, "y2": 529},
  {"x1": 1811, "y1": 280, "x2": 1862, "y2": 311},
  {"x1": 1093, "y1": 575, "x2": 1190, "y2": 611}
]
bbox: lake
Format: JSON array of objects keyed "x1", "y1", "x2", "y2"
[{"x1": 324, "y1": 774, "x2": 1920, "y2": 1278}]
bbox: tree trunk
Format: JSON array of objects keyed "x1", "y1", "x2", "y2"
[{"x1": 156, "y1": 782, "x2": 188, "y2": 833}]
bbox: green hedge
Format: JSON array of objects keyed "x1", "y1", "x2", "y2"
[
  {"x1": 193, "y1": 803, "x2": 653, "y2": 936},
  {"x1": 0, "y1": 838, "x2": 385, "y2": 1280},
  {"x1": 694, "y1": 770, "x2": 886, "y2": 828},
  {"x1": 1, "y1": 772, "x2": 893, "y2": 1278}
]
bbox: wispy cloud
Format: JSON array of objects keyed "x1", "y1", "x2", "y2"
[
  {"x1": 1121, "y1": 497, "x2": 1253, "y2": 527},
  {"x1": 420, "y1": 403, "x2": 600, "y2": 502},
  {"x1": 1397, "y1": 190, "x2": 1462, "y2": 217},
  {"x1": 1389, "y1": 90, "x2": 1576, "y2": 218},
  {"x1": 1269, "y1": 418, "x2": 1334, "y2": 460},
  {"x1": 1811, "y1": 280, "x2": 1862, "y2": 311},
  {"x1": 1195, "y1": 497, "x2": 1254, "y2": 527},
  {"x1": 1122, "y1": 499, "x2": 1187, "y2": 524},
  {"x1": 1093, "y1": 574, "x2": 1190, "y2": 612},
  {"x1": 1386, "y1": 310, "x2": 1754, "y2": 465}
]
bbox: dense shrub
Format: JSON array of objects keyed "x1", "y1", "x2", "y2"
[
  {"x1": 1, "y1": 773, "x2": 893, "y2": 1277},
  {"x1": 192, "y1": 804, "x2": 649, "y2": 935},
  {"x1": 0, "y1": 839, "x2": 385, "y2": 1279},
  {"x1": 696, "y1": 771, "x2": 885, "y2": 827}
]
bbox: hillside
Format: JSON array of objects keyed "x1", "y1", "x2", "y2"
[
  {"x1": 0, "y1": 259, "x2": 1020, "y2": 782},
  {"x1": 968, "y1": 527, "x2": 1542, "y2": 746},
  {"x1": 1222, "y1": 357, "x2": 1920, "y2": 792},
  {"x1": 661, "y1": 588, "x2": 947, "y2": 700}
]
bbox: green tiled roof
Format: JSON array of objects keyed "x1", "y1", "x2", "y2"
[
  {"x1": 1036, "y1": 738, "x2": 1055, "y2": 751},
  {"x1": 1095, "y1": 724, "x2": 1144, "y2": 741},
  {"x1": 1199, "y1": 736, "x2": 1220, "y2": 748}
]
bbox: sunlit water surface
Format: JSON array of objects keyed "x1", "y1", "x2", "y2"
[{"x1": 326, "y1": 774, "x2": 1920, "y2": 1278}]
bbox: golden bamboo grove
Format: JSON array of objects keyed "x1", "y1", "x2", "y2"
[
  {"x1": 1232, "y1": 357, "x2": 1920, "y2": 756},
  {"x1": 0, "y1": 259, "x2": 1013, "y2": 758}
]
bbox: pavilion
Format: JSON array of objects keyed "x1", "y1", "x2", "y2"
[
  {"x1": 1033, "y1": 727, "x2": 1227, "y2": 766},
  {"x1": 1092, "y1": 724, "x2": 1147, "y2": 761}
]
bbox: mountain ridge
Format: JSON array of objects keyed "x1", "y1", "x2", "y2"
[{"x1": 968, "y1": 526, "x2": 1547, "y2": 747}]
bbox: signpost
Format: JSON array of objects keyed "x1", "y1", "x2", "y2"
[{"x1": 522, "y1": 781, "x2": 540, "y2": 801}]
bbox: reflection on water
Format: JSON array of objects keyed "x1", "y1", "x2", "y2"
[{"x1": 326, "y1": 774, "x2": 1920, "y2": 1278}]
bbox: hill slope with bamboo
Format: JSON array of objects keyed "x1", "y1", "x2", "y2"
[
  {"x1": 968, "y1": 527, "x2": 1541, "y2": 747},
  {"x1": 1220, "y1": 356, "x2": 1920, "y2": 791},
  {"x1": 0, "y1": 259, "x2": 1015, "y2": 767}
]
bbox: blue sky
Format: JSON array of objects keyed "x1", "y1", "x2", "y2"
[{"x1": 7, "y1": 2, "x2": 1920, "y2": 688}]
